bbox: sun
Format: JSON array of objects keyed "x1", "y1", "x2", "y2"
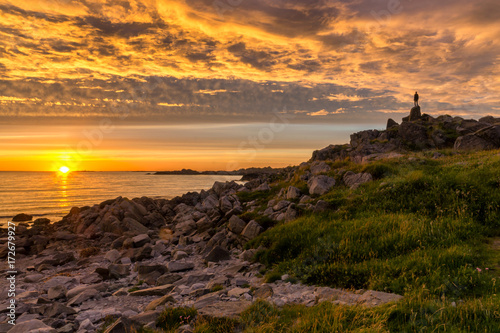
[{"x1": 59, "y1": 166, "x2": 70, "y2": 174}]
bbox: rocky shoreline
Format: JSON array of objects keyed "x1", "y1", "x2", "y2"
[
  {"x1": 0, "y1": 178, "x2": 402, "y2": 333},
  {"x1": 2, "y1": 107, "x2": 500, "y2": 332}
]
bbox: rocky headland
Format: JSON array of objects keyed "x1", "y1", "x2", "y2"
[{"x1": 1, "y1": 107, "x2": 500, "y2": 333}]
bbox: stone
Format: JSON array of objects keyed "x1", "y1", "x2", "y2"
[
  {"x1": 103, "y1": 317, "x2": 140, "y2": 333},
  {"x1": 175, "y1": 219, "x2": 197, "y2": 235},
  {"x1": 186, "y1": 274, "x2": 215, "y2": 285},
  {"x1": 286, "y1": 186, "x2": 302, "y2": 199},
  {"x1": 157, "y1": 273, "x2": 182, "y2": 285},
  {"x1": 108, "y1": 264, "x2": 130, "y2": 279},
  {"x1": 204, "y1": 246, "x2": 231, "y2": 262},
  {"x1": 284, "y1": 205, "x2": 297, "y2": 222},
  {"x1": 194, "y1": 293, "x2": 221, "y2": 309},
  {"x1": 129, "y1": 284, "x2": 175, "y2": 296},
  {"x1": 12, "y1": 213, "x2": 33, "y2": 222},
  {"x1": 44, "y1": 302, "x2": 77, "y2": 318},
  {"x1": 24, "y1": 273, "x2": 45, "y2": 283},
  {"x1": 343, "y1": 172, "x2": 373, "y2": 190},
  {"x1": 314, "y1": 200, "x2": 331, "y2": 213},
  {"x1": 227, "y1": 215, "x2": 246, "y2": 234},
  {"x1": 254, "y1": 182, "x2": 271, "y2": 192},
  {"x1": 132, "y1": 234, "x2": 151, "y2": 248},
  {"x1": 254, "y1": 285, "x2": 273, "y2": 299},
  {"x1": 386, "y1": 118, "x2": 398, "y2": 129},
  {"x1": 79, "y1": 318, "x2": 95, "y2": 331},
  {"x1": 44, "y1": 276, "x2": 77, "y2": 289},
  {"x1": 47, "y1": 285, "x2": 67, "y2": 300},
  {"x1": 310, "y1": 161, "x2": 331, "y2": 175},
  {"x1": 131, "y1": 244, "x2": 153, "y2": 262},
  {"x1": 409, "y1": 106, "x2": 421, "y2": 121},
  {"x1": 173, "y1": 250, "x2": 189, "y2": 260},
  {"x1": 167, "y1": 261, "x2": 195, "y2": 272},
  {"x1": 66, "y1": 288, "x2": 99, "y2": 306},
  {"x1": 454, "y1": 134, "x2": 495, "y2": 150},
  {"x1": 198, "y1": 300, "x2": 251, "y2": 319},
  {"x1": 195, "y1": 216, "x2": 213, "y2": 233},
  {"x1": 6, "y1": 319, "x2": 55, "y2": 333},
  {"x1": 33, "y1": 218, "x2": 50, "y2": 226},
  {"x1": 104, "y1": 249, "x2": 121, "y2": 263},
  {"x1": 239, "y1": 249, "x2": 257, "y2": 261},
  {"x1": 273, "y1": 200, "x2": 291, "y2": 211},
  {"x1": 66, "y1": 283, "x2": 106, "y2": 299},
  {"x1": 307, "y1": 175, "x2": 336, "y2": 195},
  {"x1": 17, "y1": 290, "x2": 39, "y2": 299},
  {"x1": 228, "y1": 287, "x2": 250, "y2": 297}
]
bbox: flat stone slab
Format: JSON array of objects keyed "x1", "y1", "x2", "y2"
[{"x1": 129, "y1": 284, "x2": 175, "y2": 296}]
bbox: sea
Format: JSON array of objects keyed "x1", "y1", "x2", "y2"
[{"x1": 0, "y1": 171, "x2": 242, "y2": 228}]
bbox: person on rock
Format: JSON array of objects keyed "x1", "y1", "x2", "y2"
[{"x1": 414, "y1": 91, "x2": 419, "y2": 107}]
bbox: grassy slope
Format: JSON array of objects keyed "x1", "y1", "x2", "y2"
[
  {"x1": 147, "y1": 150, "x2": 500, "y2": 333},
  {"x1": 243, "y1": 150, "x2": 500, "y2": 332}
]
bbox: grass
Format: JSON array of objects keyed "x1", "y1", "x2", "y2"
[
  {"x1": 242, "y1": 150, "x2": 500, "y2": 331},
  {"x1": 156, "y1": 307, "x2": 197, "y2": 332},
  {"x1": 148, "y1": 150, "x2": 500, "y2": 332}
]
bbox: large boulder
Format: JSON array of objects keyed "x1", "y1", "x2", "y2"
[
  {"x1": 241, "y1": 220, "x2": 263, "y2": 240},
  {"x1": 307, "y1": 175, "x2": 336, "y2": 195},
  {"x1": 12, "y1": 213, "x2": 33, "y2": 222},
  {"x1": 227, "y1": 215, "x2": 246, "y2": 234},
  {"x1": 455, "y1": 125, "x2": 500, "y2": 150},
  {"x1": 343, "y1": 172, "x2": 373, "y2": 189},
  {"x1": 409, "y1": 106, "x2": 421, "y2": 121},
  {"x1": 286, "y1": 186, "x2": 301, "y2": 200}
]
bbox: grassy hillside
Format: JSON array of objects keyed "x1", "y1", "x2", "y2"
[{"x1": 240, "y1": 150, "x2": 500, "y2": 332}]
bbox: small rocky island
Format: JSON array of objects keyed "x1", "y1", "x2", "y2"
[{"x1": 1, "y1": 106, "x2": 500, "y2": 332}]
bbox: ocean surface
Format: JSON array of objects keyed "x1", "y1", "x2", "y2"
[{"x1": 0, "y1": 171, "x2": 242, "y2": 228}]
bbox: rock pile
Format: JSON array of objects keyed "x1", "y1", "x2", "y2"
[{"x1": 311, "y1": 109, "x2": 500, "y2": 163}]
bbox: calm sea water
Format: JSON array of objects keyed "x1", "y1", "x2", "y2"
[{"x1": 0, "y1": 172, "x2": 242, "y2": 227}]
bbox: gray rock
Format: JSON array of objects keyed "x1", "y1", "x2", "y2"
[
  {"x1": 273, "y1": 200, "x2": 291, "y2": 211},
  {"x1": 409, "y1": 106, "x2": 421, "y2": 121},
  {"x1": 132, "y1": 234, "x2": 151, "y2": 248},
  {"x1": 286, "y1": 186, "x2": 302, "y2": 199},
  {"x1": 157, "y1": 273, "x2": 182, "y2": 285},
  {"x1": 254, "y1": 285, "x2": 273, "y2": 299},
  {"x1": 173, "y1": 251, "x2": 189, "y2": 260},
  {"x1": 108, "y1": 264, "x2": 130, "y2": 279},
  {"x1": 6, "y1": 319, "x2": 55, "y2": 333},
  {"x1": 310, "y1": 161, "x2": 331, "y2": 175},
  {"x1": 104, "y1": 249, "x2": 121, "y2": 263},
  {"x1": 44, "y1": 302, "x2": 77, "y2": 317},
  {"x1": 241, "y1": 220, "x2": 263, "y2": 241},
  {"x1": 47, "y1": 285, "x2": 67, "y2": 300},
  {"x1": 204, "y1": 246, "x2": 231, "y2": 262},
  {"x1": 66, "y1": 283, "x2": 106, "y2": 299},
  {"x1": 284, "y1": 206, "x2": 297, "y2": 222},
  {"x1": 239, "y1": 249, "x2": 257, "y2": 261},
  {"x1": 145, "y1": 294, "x2": 176, "y2": 311},
  {"x1": 386, "y1": 118, "x2": 398, "y2": 129},
  {"x1": 167, "y1": 261, "x2": 195, "y2": 272},
  {"x1": 24, "y1": 273, "x2": 45, "y2": 283},
  {"x1": 343, "y1": 172, "x2": 373, "y2": 189},
  {"x1": 195, "y1": 216, "x2": 213, "y2": 233},
  {"x1": 227, "y1": 215, "x2": 246, "y2": 234},
  {"x1": 314, "y1": 200, "x2": 331, "y2": 213},
  {"x1": 66, "y1": 288, "x2": 99, "y2": 306},
  {"x1": 254, "y1": 182, "x2": 271, "y2": 192},
  {"x1": 307, "y1": 175, "x2": 336, "y2": 195},
  {"x1": 197, "y1": 300, "x2": 251, "y2": 319},
  {"x1": 129, "y1": 284, "x2": 175, "y2": 296}
]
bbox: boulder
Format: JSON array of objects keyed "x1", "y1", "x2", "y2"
[
  {"x1": 227, "y1": 215, "x2": 246, "y2": 234},
  {"x1": 254, "y1": 182, "x2": 271, "y2": 192},
  {"x1": 145, "y1": 294, "x2": 176, "y2": 311},
  {"x1": 241, "y1": 220, "x2": 263, "y2": 240},
  {"x1": 47, "y1": 285, "x2": 67, "y2": 300},
  {"x1": 12, "y1": 213, "x2": 33, "y2": 222},
  {"x1": 343, "y1": 172, "x2": 373, "y2": 189},
  {"x1": 386, "y1": 118, "x2": 398, "y2": 129},
  {"x1": 129, "y1": 284, "x2": 175, "y2": 296},
  {"x1": 409, "y1": 106, "x2": 421, "y2": 121},
  {"x1": 204, "y1": 246, "x2": 231, "y2": 262},
  {"x1": 310, "y1": 161, "x2": 331, "y2": 175},
  {"x1": 167, "y1": 261, "x2": 195, "y2": 272},
  {"x1": 44, "y1": 302, "x2": 77, "y2": 317},
  {"x1": 104, "y1": 249, "x2": 121, "y2": 263},
  {"x1": 66, "y1": 288, "x2": 99, "y2": 306},
  {"x1": 108, "y1": 264, "x2": 130, "y2": 279},
  {"x1": 132, "y1": 234, "x2": 151, "y2": 248},
  {"x1": 286, "y1": 186, "x2": 302, "y2": 199},
  {"x1": 6, "y1": 319, "x2": 55, "y2": 333},
  {"x1": 307, "y1": 175, "x2": 336, "y2": 195},
  {"x1": 454, "y1": 134, "x2": 496, "y2": 150}
]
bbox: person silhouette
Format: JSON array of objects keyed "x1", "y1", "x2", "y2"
[{"x1": 414, "y1": 91, "x2": 419, "y2": 107}]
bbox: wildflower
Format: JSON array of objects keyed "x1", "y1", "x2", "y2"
[{"x1": 476, "y1": 267, "x2": 482, "y2": 272}]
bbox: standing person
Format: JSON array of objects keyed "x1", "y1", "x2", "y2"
[{"x1": 414, "y1": 91, "x2": 419, "y2": 107}]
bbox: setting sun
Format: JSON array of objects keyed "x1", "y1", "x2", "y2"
[{"x1": 59, "y1": 166, "x2": 70, "y2": 174}]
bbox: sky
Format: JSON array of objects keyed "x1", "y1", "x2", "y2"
[{"x1": 1, "y1": 0, "x2": 499, "y2": 171}]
